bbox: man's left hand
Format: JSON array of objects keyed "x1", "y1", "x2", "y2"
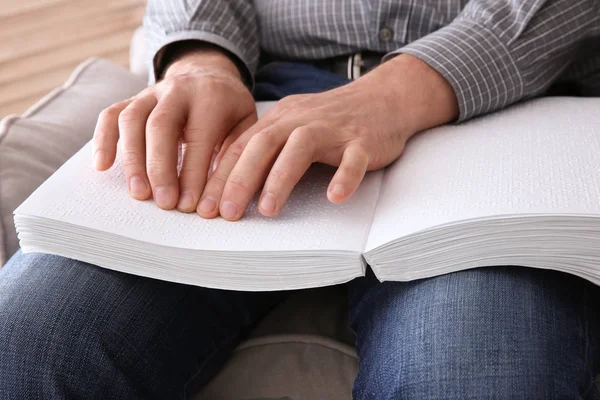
[{"x1": 198, "y1": 54, "x2": 458, "y2": 220}]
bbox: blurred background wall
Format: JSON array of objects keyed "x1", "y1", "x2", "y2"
[{"x1": 0, "y1": 0, "x2": 147, "y2": 118}]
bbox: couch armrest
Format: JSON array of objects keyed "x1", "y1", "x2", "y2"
[{"x1": 0, "y1": 58, "x2": 146, "y2": 265}]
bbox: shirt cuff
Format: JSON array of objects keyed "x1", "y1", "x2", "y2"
[
  {"x1": 146, "y1": 30, "x2": 256, "y2": 89},
  {"x1": 384, "y1": 19, "x2": 524, "y2": 121}
]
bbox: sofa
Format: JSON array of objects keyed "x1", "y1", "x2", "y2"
[{"x1": 0, "y1": 29, "x2": 358, "y2": 399}]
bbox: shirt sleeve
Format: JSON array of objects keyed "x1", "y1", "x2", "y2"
[
  {"x1": 384, "y1": 0, "x2": 600, "y2": 121},
  {"x1": 143, "y1": 0, "x2": 259, "y2": 85}
]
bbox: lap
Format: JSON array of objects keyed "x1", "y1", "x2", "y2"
[
  {"x1": 0, "y1": 251, "x2": 284, "y2": 400},
  {"x1": 4, "y1": 251, "x2": 600, "y2": 399},
  {"x1": 348, "y1": 266, "x2": 600, "y2": 400}
]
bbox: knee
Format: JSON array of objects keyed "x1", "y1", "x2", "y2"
[
  {"x1": 0, "y1": 253, "x2": 112, "y2": 341},
  {"x1": 353, "y1": 338, "x2": 572, "y2": 399},
  {"x1": 351, "y1": 267, "x2": 595, "y2": 399},
  {"x1": 0, "y1": 253, "x2": 130, "y2": 397}
]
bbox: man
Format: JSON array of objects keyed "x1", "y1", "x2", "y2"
[{"x1": 1, "y1": 0, "x2": 600, "y2": 398}]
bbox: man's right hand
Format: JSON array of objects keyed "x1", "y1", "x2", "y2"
[{"x1": 92, "y1": 47, "x2": 257, "y2": 213}]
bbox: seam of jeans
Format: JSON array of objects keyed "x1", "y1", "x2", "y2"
[
  {"x1": 583, "y1": 285, "x2": 594, "y2": 373},
  {"x1": 182, "y1": 346, "x2": 217, "y2": 394},
  {"x1": 155, "y1": 288, "x2": 213, "y2": 400},
  {"x1": 346, "y1": 277, "x2": 377, "y2": 333},
  {"x1": 583, "y1": 373, "x2": 600, "y2": 400},
  {"x1": 580, "y1": 284, "x2": 600, "y2": 400},
  {"x1": 182, "y1": 332, "x2": 237, "y2": 399},
  {"x1": 581, "y1": 305, "x2": 600, "y2": 400},
  {"x1": 182, "y1": 292, "x2": 289, "y2": 398},
  {"x1": 103, "y1": 278, "x2": 165, "y2": 400},
  {"x1": 102, "y1": 325, "x2": 153, "y2": 399}
]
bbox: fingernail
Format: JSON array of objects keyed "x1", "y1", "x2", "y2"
[
  {"x1": 154, "y1": 186, "x2": 173, "y2": 208},
  {"x1": 260, "y1": 192, "x2": 276, "y2": 213},
  {"x1": 198, "y1": 196, "x2": 217, "y2": 214},
  {"x1": 129, "y1": 175, "x2": 148, "y2": 198},
  {"x1": 220, "y1": 201, "x2": 237, "y2": 219},
  {"x1": 177, "y1": 191, "x2": 194, "y2": 211},
  {"x1": 330, "y1": 184, "x2": 345, "y2": 197},
  {"x1": 94, "y1": 150, "x2": 106, "y2": 169}
]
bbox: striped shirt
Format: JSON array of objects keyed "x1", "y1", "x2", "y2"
[{"x1": 144, "y1": 0, "x2": 600, "y2": 121}]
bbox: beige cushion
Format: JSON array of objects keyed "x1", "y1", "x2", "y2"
[
  {"x1": 0, "y1": 58, "x2": 146, "y2": 265},
  {"x1": 196, "y1": 334, "x2": 357, "y2": 400},
  {"x1": 195, "y1": 286, "x2": 357, "y2": 400},
  {"x1": 0, "y1": 56, "x2": 357, "y2": 399}
]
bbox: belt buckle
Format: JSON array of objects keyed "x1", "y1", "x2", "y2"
[{"x1": 347, "y1": 53, "x2": 363, "y2": 80}]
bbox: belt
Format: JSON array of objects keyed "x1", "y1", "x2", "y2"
[
  {"x1": 311, "y1": 51, "x2": 384, "y2": 80},
  {"x1": 260, "y1": 51, "x2": 385, "y2": 81}
]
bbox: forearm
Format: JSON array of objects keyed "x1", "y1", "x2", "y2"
[
  {"x1": 354, "y1": 53, "x2": 459, "y2": 140},
  {"x1": 386, "y1": 0, "x2": 600, "y2": 121},
  {"x1": 383, "y1": 54, "x2": 459, "y2": 134}
]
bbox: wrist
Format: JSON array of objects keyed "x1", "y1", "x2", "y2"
[
  {"x1": 161, "y1": 42, "x2": 243, "y2": 82},
  {"x1": 363, "y1": 54, "x2": 459, "y2": 138}
]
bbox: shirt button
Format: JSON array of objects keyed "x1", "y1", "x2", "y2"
[{"x1": 379, "y1": 27, "x2": 394, "y2": 42}]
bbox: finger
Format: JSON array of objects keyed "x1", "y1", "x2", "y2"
[
  {"x1": 213, "y1": 124, "x2": 243, "y2": 171},
  {"x1": 145, "y1": 93, "x2": 187, "y2": 209},
  {"x1": 259, "y1": 126, "x2": 318, "y2": 216},
  {"x1": 118, "y1": 95, "x2": 158, "y2": 200},
  {"x1": 176, "y1": 105, "x2": 243, "y2": 213},
  {"x1": 196, "y1": 114, "x2": 258, "y2": 219},
  {"x1": 212, "y1": 104, "x2": 278, "y2": 168},
  {"x1": 327, "y1": 144, "x2": 369, "y2": 204},
  {"x1": 213, "y1": 104, "x2": 258, "y2": 163},
  {"x1": 218, "y1": 127, "x2": 286, "y2": 220},
  {"x1": 93, "y1": 99, "x2": 131, "y2": 171},
  {"x1": 176, "y1": 142, "x2": 214, "y2": 213}
]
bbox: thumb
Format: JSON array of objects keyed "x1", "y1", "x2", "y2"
[{"x1": 327, "y1": 144, "x2": 369, "y2": 204}]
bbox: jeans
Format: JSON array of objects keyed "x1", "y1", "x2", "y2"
[{"x1": 2, "y1": 62, "x2": 600, "y2": 399}]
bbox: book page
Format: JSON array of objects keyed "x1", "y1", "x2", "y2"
[
  {"x1": 17, "y1": 102, "x2": 384, "y2": 253},
  {"x1": 365, "y1": 97, "x2": 600, "y2": 252}
]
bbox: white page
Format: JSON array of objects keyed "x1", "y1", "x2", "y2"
[
  {"x1": 16, "y1": 102, "x2": 383, "y2": 253},
  {"x1": 365, "y1": 97, "x2": 600, "y2": 252}
]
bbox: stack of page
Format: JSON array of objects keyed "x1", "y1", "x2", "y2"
[{"x1": 14, "y1": 97, "x2": 600, "y2": 291}]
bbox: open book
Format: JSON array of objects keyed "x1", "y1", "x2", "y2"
[{"x1": 14, "y1": 97, "x2": 600, "y2": 291}]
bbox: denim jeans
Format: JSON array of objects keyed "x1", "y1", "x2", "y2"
[{"x1": 2, "y1": 62, "x2": 600, "y2": 399}]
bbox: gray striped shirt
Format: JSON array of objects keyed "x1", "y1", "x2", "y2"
[{"x1": 144, "y1": 0, "x2": 600, "y2": 121}]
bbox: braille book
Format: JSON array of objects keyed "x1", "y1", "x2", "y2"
[{"x1": 14, "y1": 97, "x2": 600, "y2": 291}]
